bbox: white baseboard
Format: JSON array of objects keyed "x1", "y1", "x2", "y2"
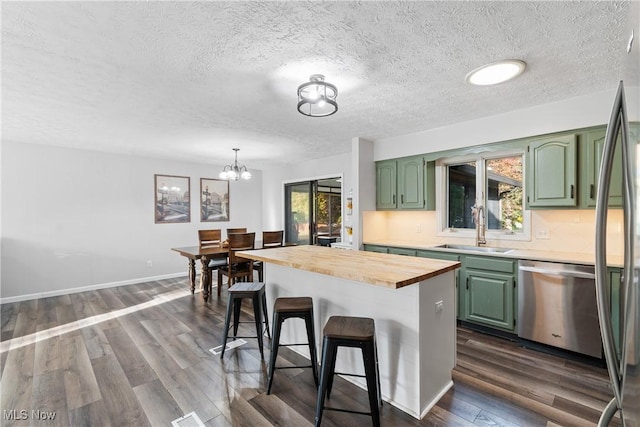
[{"x1": 0, "y1": 272, "x2": 188, "y2": 304}]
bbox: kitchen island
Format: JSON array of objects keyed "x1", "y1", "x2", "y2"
[{"x1": 238, "y1": 245, "x2": 460, "y2": 419}]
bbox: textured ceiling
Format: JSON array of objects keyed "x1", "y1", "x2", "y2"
[{"x1": 1, "y1": 1, "x2": 633, "y2": 169}]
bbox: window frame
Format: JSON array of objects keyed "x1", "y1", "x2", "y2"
[{"x1": 436, "y1": 149, "x2": 531, "y2": 242}]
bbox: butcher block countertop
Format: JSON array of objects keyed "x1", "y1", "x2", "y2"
[{"x1": 238, "y1": 245, "x2": 460, "y2": 289}]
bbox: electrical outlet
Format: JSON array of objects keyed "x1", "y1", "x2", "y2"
[
  {"x1": 416, "y1": 224, "x2": 422, "y2": 233},
  {"x1": 435, "y1": 300, "x2": 443, "y2": 313},
  {"x1": 147, "y1": 260, "x2": 153, "y2": 268},
  {"x1": 536, "y1": 229, "x2": 550, "y2": 239}
]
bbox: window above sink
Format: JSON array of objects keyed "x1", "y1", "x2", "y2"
[{"x1": 436, "y1": 149, "x2": 532, "y2": 242}]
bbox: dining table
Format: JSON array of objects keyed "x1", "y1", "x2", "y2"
[{"x1": 171, "y1": 245, "x2": 228, "y2": 301}]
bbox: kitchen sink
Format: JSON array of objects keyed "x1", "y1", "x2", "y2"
[{"x1": 434, "y1": 244, "x2": 514, "y2": 254}]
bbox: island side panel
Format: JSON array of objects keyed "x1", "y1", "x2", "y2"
[
  {"x1": 265, "y1": 262, "x2": 450, "y2": 419},
  {"x1": 417, "y1": 271, "x2": 456, "y2": 417}
]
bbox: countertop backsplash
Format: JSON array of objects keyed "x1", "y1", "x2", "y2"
[{"x1": 362, "y1": 209, "x2": 624, "y2": 257}]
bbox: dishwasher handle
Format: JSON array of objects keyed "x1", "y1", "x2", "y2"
[{"x1": 518, "y1": 265, "x2": 595, "y2": 280}]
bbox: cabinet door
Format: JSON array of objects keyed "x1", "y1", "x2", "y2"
[
  {"x1": 527, "y1": 135, "x2": 577, "y2": 207},
  {"x1": 582, "y1": 129, "x2": 623, "y2": 208},
  {"x1": 397, "y1": 156, "x2": 424, "y2": 209},
  {"x1": 376, "y1": 160, "x2": 397, "y2": 209},
  {"x1": 462, "y1": 269, "x2": 515, "y2": 331},
  {"x1": 424, "y1": 160, "x2": 436, "y2": 211}
]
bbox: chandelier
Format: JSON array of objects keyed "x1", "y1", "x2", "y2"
[
  {"x1": 219, "y1": 148, "x2": 251, "y2": 180},
  {"x1": 297, "y1": 74, "x2": 338, "y2": 117}
]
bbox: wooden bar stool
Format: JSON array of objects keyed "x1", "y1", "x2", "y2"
[
  {"x1": 314, "y1": 316, "x2": 382, "y2": 427},
  {"x1": 220, "y1": 282, "x2": 270, "y2": 359},
  {"x1": 266, "y1": 297, "x2": 319, "y2": 394}
]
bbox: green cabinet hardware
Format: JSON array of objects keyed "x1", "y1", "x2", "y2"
[{"x1": 526, "y1": 134, "x2": 577, "y2": 208}]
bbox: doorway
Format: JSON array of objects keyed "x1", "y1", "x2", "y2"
[{"x1": 284, "y1": 178, "x2": 342, "y2": 245}]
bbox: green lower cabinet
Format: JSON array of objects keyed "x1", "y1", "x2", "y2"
[
  {"x1": 609, "y1": 267, "x2": 623, "y2": 359},
  {"x1": 363, "y1": 244, "x2": 388, "y2": 253},
  {"x1": 462, "y1": 269, "x2": 515, "y2": 331},
  {"x1": 460, "y1": 254, "x2": 516, "y2": 333}
]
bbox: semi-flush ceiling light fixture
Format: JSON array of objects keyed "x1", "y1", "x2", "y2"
[
  {"x1": 297, "y1": 74, "x2": 338, "y2": 117},
  {"x1": 466, "y1": 60, "x2": 526, "y2": 86},
  {"x1": 219, "y1": 148, "x2": 251, "y2": 180}
]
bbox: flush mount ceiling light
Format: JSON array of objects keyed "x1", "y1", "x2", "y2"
[
  {"x1": 219, "y1": 148, "x2": 251, "y2": 180},
  {"x1": 297, "y1": 74, "x2": 338, "y2": 117},
  {"x1": 465, "y1": 60, "x2": 526, "y2": 86}
]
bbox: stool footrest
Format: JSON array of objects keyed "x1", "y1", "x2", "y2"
[
  {"x1": 274, "y1": 364, "x2": 314, "y2": 370},
  {"x1": 333, "y1": 371, "x2": 366, "y2": 379},
  {"x1": 323, "y1": 406, "x2": 374, "y2": 417},
  {"x1": 279, "y1": 342, "x2": 311, "y2": 347}
]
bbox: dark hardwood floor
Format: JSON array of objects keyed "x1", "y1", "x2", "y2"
[{"x1": 0, "y1": 277, "x2": 619, "y2": 426}]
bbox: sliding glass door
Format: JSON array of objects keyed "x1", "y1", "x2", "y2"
[
  {"x1": 285, "y1": 181, "x2": 315, "y2": 245},
  {"x1": 284, "y1": 178, "x2": 341, "y2": 245}
]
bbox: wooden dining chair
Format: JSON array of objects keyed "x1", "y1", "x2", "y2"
[
  {"x1": 199, "y1": 229, "x2": 223, "y2": 248},
  {"x1": 218, "y1": 232, "x2": 256, "y2": 297},
  {"x1": 226, "y1": 227, "x2": 247, "y2": 238},
  {"x1": 255, "y1": 230, "x2": 284, "y2": 282},
  {"x1": 198, "y1": 229, "x2": 228, "y2": 290}
]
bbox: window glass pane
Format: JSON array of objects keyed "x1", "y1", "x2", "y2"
[
  {"x1": 448, "y1": 162, "x2": 477, "y2": 229},
  {"x1": 316, "y1": 192, "x2": 341, "y2": 237},
  {"x1": 485, "y1": 156, "x2": 523, "y2": 231}
]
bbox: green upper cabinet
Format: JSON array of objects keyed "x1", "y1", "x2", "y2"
[
  {"x1": 526, "y1": 134, "x2": 578, "y2": 208},
  {"x1": 376, "y1": 156, "x2": 435, "y2": 211},
  {"x1": 398, "y1": 156, "x2": 424, "y2": 209},
  {"x1": 376, "y1": 159, "x2": 397, "y2": 209},
  {"x1": 581, "y1": 128, "x2": 623, "y2": 208}
]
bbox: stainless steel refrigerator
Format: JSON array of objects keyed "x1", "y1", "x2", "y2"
[{"x1": 595, "y1": 6, "x2": 639, "y2": 426}]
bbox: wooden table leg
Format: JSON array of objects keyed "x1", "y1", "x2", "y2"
[
  {"x1": 201, "y1": 258, "x2": 211, "y2": 302},
  {"x1": 188, "y1": 259, "x2": 196, "y2": 294}
]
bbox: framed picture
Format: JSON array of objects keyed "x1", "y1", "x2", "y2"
[
  {"x1": 154, "y1": 174, "x2": 191, "y2": 223},
  {"x1": 200, "y1": 178, "x2": 229, "y2": 222}
]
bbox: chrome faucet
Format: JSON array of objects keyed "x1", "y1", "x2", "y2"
[{"x1": 475, "y1": 205, "x2": 487, "y2": 246}]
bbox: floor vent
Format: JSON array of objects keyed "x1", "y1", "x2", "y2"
[
  {"x1": 171, "y1": 411, "x2": 205, "y2": 427},
  {"x1": 209, "y1": 338, "x2": 247, "y2": 355}
]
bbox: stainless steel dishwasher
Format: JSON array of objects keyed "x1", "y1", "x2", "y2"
[{"x1": 518, "y1": 260, "x2": 602, "y2": 358}]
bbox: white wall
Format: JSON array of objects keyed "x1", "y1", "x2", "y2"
[
  {"x1": 1, "y1": 141, "x2": 263, "y2": 301},
  {"x1": 374, "y1": 87, "x2": 639, "y2": 160},
  {"x1": 261, "y1": 152, "x2": 352, "y2": 233}
]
